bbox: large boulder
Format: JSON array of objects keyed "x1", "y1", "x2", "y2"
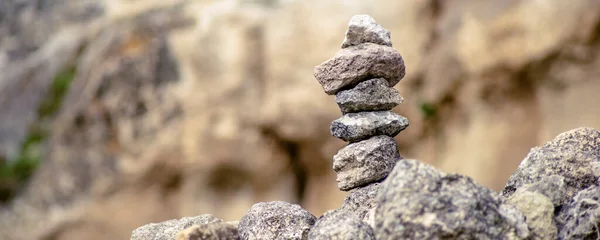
[
  {"x1": 503, "y1": 127, "x2": 600, "y2": 239},
  {"x1": 375, "y1": 159, "x2": 529, "y2": 239},
  {"x1": 502, "y1": 127, "x2": 600, "y2": 206}
]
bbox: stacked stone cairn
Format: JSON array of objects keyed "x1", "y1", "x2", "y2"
[
  {"x1": 134, "y1": 14, "x2": 600, "y2": 240},
  {"x1": 314, "y1": 14, "x2": 407, "y2": 192}
]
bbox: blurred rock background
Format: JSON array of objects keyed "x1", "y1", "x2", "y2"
[{"x1": 0, "y1": 0, "x2": 599, "y2": 239}]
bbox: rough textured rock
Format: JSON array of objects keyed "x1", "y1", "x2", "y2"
[
  {"x1": 556, "y1": 185, "x2": 600, "y2": 240},
  {"x1": 341, "y1": 14, "x2": 392, "y2": 48},
  {"x1": 335, "y1": 78, "x2": 403, "y2": 114},
  {"x1": 375, "y1": 159, "x2": 529, "y2": 239},
  {"x1": 131, "y1": 214, "x2": 222, "y2": 240},
  {"x1": 502, "y1": 127, "x2": 600, "y2": 206},
  {"x1": 331, "y1": 111, "x2": 408, "y2": 142},
  {"x1": 176, "y1": 222, "x2": 239, "y2": 240},
  {"x1": 518, "y1": 175, "x2": 568, "y2": 207},
  {"x1": 333, "y1": 136, "x2": 400, "y2": 190},
  {"x1": 338, "y1": 183, "x2": 380, "y2": 221},
  {"x1": 507, "y1": 191, "x2": 557, "y2": 240},
  {"x1": 238, "y1": 201, "x2": 316, "y2": 240},
  {"x1": 307, "y1": 210, "x2": 375, "y2": 240},
  {"x1": 314, "y1": 43, "x2": 405, "y2": 95}
]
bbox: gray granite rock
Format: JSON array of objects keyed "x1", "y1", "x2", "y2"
[
  {"x1": 375, "y1": 159, "x2": 529, "y2": 239},
  {"x1": 131, "y1": 214, "x2": 222, "y2": 240},
  {"x1": 339, "y1": 183, "x2": 381, "y2": 221},
  {"x1": 335, "y1": 78, "x2": 403, "y2": 114},
  {"x1": 341, "y1": 14, "x2": 392, "y2": 48},
  {"x1": 238, "y1": 201, "x2": 316, "y2": 240},
  {"x1": 331, "y1": 111, "x2": 408, "y2": 142},
  {"x1": 314, "y1": 43, "x2": 405, "y2": 95},
  {"x1": 176, "y1": 222, "x2": 239, "y2": 240},
  {"x1": 556, "y1": 185, "x2": 600, "y2": 240},
  {"x1": 333, "y1": 136, "x2": 400, "y2": 191},
  {"x1": 307, "y1": 210, "x2": 375, "y2": 240},
  {"x1": 502, "y1": 127, "x2": 600, "y2": 207},
  {"x1": 519, "y1": 175, "x2": 567, "y2": 207},
  {"x1": 507, "y1": 191, "x2": 557, "y2": 240}
]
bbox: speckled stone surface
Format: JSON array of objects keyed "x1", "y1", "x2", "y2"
[
  {"x1": 176, "y1": 222, "x2": 239, "y2": 240},
  {"x1": 238, "y1": 201, "x2": 316, "y2": 240},
  {"x1": 330, "y1": 111, "x2": 408, "y2": 142},
  {"x1": 131, "y1": 215, "x2": 222, "y2": 240},
  {"x1": 333, "y1": 136, "x2": 400, "y2": 191},
  {"x1": 335, "y1": 78, "x2": 403, "y2": 114},
  {"x1": 314, "y1": 43, "x2": 405, "y2": 95},
  {"x1": 502, "y1": 127, "x2": 600, "y2": 207},
  {"x1": 375, "y1": 159, "x2": 529, "y2": 239},
  {"x1": 307, "y1": 210, "x2": 375, "y2": 240}
]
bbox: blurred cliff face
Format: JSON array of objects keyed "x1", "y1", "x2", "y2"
[{"x1": 0, "y1": 0, "x2": 600, "y2": 239}]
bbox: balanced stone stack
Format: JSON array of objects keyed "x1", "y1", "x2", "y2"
[{"x1": 314, "y1": 15, "x2": 408, "y2": 191}]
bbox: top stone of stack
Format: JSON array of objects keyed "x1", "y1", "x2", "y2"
[
  {"x1": 314, "y1": 15, "x2": 405, "y2": 95},
  {"x1": 342, "y1": 14, "x2": 392, "y2": 48}
]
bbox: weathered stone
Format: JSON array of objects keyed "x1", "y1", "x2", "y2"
[
  {"x1": 519, "y1": 175, "x2": 567, "y2": 207},
  {"x1": 375, "y1": 159, "x2": 529, "y2": 239},
  {"x1": 131, "y1": 214, "x2": 222, "y2": 240},
  {"x1": 556, "y1": 185, "x2": 600, "y2": 240},
  {"x1": 335, "y1": 78, "x2": 403, "y2": 114},
  {"x1": 238, "y1": 201, "x2": 316, "y2": 240},
  {"x1": 507, "y1": 191, "x2": 557, "y2": 240},
  {"x1": 314, "y1": 43, "x2": 405, "y2": 95},
  {"x1": 307, "y1": 210, "x2": 375, "y2": 240},
  {"x1": 331, "y1": 111, "x2": 408, "y2": 142},
  {"x1": 341, "y1": 14, "x2": 392, "y2": 48},
  {"x1": 176, "y1": 222, "x2": 239, "y2": 240},
  {"x1": 338, "y1": 183, "x2": 381, "y2": 221},
  {"x1": 333, "y1": 136, "x2": 400, "y2": 191},
  {"x1": 502, "y1": 127, "x2": 600, "y2": 207}
]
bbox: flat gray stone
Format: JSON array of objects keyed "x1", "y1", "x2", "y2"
[
  {"x1": 238, "y1": 201, "x2": 316, "y2": 240},
  {"x1": 502, "y1": 127, "x2": 600, "y2": 207},
  {"x1": 307, "y1": 210, "x2": 375, "y2": 240},
  {"x1": 335, "y1": 78, "x2": 403, "y2": 114},
  {"x1": 314, "y1": 43, "x2": 405, "y2": 95},
  {"x1": 131, "y1": 214, "x2": 222, "y2": 240},
  {"x1": 341, "y1": 14, "x2": 392, "y2": 48},
  {"x1": 176, "y1": 222, "x2": 239, "y2": 240},
  {"x1": 375, "y1": 159, "x2": 529, "y2": 239},
  {"x1": 331, "y1": 111, "x2": 408, "y2": 142},
  {"x1": 333, "y1": 136, "x2": 400, "y2": 191}
]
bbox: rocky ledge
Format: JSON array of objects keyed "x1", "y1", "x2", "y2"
[{"x1": 131, "y1": 14, "x2": 600, "y2": 240}]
